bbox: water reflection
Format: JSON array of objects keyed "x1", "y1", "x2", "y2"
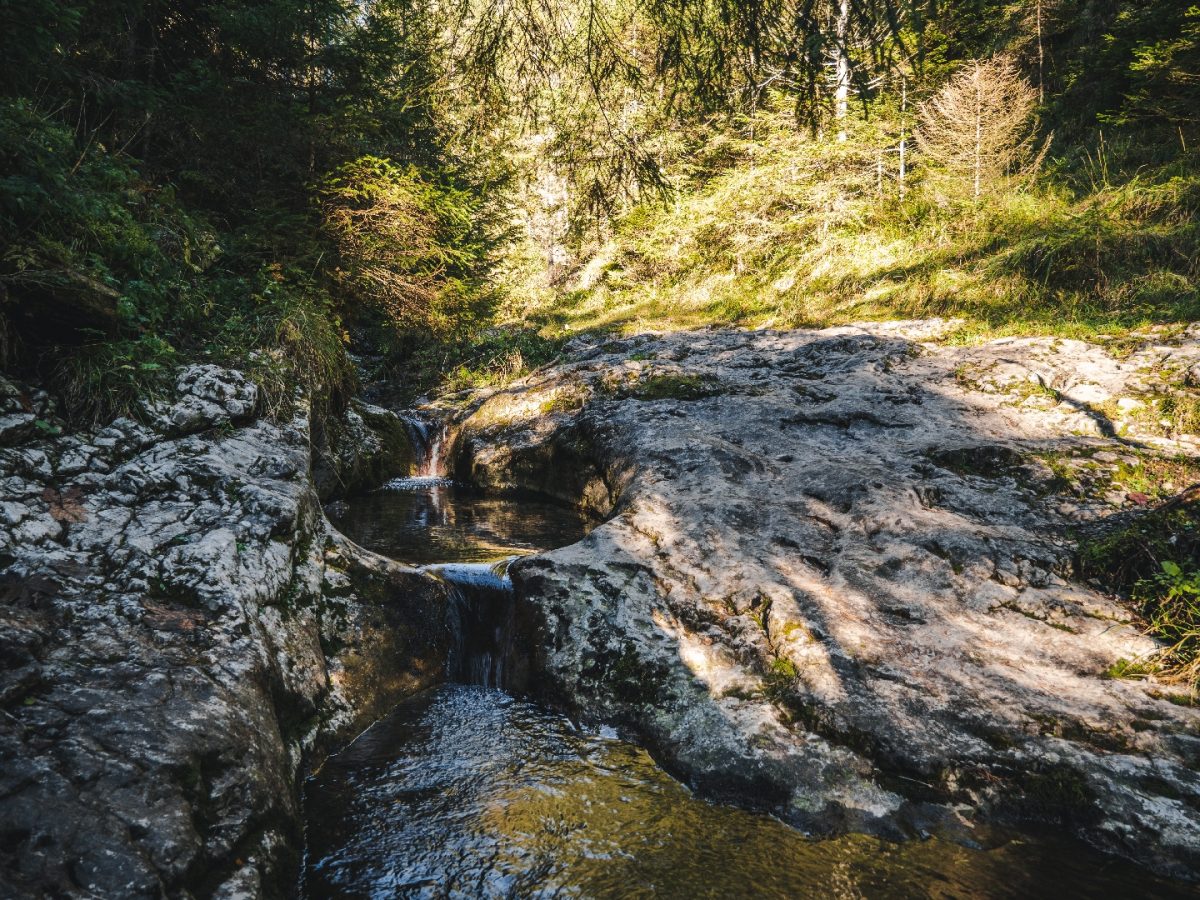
[
  {"x1": 303, "y1": 685, "x2": 1189, "y2": 900},
  {"x1": 327, "y1": 478, "x2": 592, "y2": 565}
]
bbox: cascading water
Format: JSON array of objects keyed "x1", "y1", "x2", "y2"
[
  {"x1": 430, "y1": 560, "x2": 517, "y2": 690},
  {"x1": 398, "y1": 412, "x2": 450, "y2": 478}
]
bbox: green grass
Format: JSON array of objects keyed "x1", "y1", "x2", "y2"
[
  {"x1": 503, "y1": 109, "x2": 1200, "y2": 343},
  {"x1": 1081, "y1": 494, "x2": 1200, "y2": 692}
]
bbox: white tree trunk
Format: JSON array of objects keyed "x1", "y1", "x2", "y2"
[{"x1": 835, "y1": 0, "x2": 851, "y2": 141}]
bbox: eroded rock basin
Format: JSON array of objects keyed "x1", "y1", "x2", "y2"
[
  {"x1": 307, "y1": 474, "x2": 1195, "y2": 897},
  {"x1": 327, "y1": 477, "x2": 593, "y2": 565},
  {"x1": 302, "y1": 685, "x2": 1189, "y2": 899}
]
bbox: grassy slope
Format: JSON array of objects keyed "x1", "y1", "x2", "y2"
[
  {"x1": 505, "y1": 111, "x2": 1199, "y2": 345},
  {"x1": 491, "y1": 106, "x2": 1200, "y2": 694}
]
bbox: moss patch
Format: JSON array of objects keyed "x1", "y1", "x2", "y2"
[{"x1": 626, "y1": 373, "x2": 721, "y2": 401}]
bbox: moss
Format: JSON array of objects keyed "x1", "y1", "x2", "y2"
[
  {"x1": 539, "y1": 389, "x2": 588, "y2": 415},
  {"x1": 761, "y1": 654, "x2": 801, "y2": 707},
  {"x1": 1003, "y1": 377, "x2": 1063, "y2": 406},
  {"x1": 749, "y1": 594, "x2": 773, "y2": 634},
  {"x1": 771, "y1": 656, "x2": 799, "y2": 679},
  {"x1": 627, "y1": 373, "x2": 720, "y2": 402},
  {"x1": 1106, "y1": 657, "x2": 1155, "y2": 680},
  {"x1": 1015, "y1": 766, "x2": 1099, "y2": 825},
  {"x1": 608, "y1": 644, "x2": 671, "y2": 706}
]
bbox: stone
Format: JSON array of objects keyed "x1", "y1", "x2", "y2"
[
  {"x1": 0, "y1": 413, "x2": 37, "y2": 447},
  {"x1": 0, "y1": 367, "x2": 450, "y2": 899},
  {"x1": 453, "y1": 323, "x2": 1200, "y2": 879},
  {"x1": 311, "y1": 400, "x2": 416, "y2": 500}
]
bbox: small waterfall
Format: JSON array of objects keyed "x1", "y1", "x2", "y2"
[
  {"x1": 399, "y1": 413, "x2": 449, "y2": 478},
  {"x1": 430, "y1": 559, "x2": 516, "y2": 690}
]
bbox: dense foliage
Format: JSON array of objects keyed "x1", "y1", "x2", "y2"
[
  {"x1": 1, "y1": 0, "x2": 1197, "y2": 417},
  {"x1": 0, "y1": 0, "x2": 498, "y2": 419},
  {"x1": 495, "y1": 1, "x2": 1198, "y2": 345}
]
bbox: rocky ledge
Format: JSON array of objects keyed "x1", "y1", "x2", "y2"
[
  {"x1": 451, "y1": 321, "x2": 1200, "y2": 878},
  {"x1": 0, "y1": 367, "x2": 447, "y2": 898}
]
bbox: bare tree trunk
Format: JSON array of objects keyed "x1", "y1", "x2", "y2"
[
  {"x1": 973, "y1": 65, "x2": 983, "y2": 202},
  {"x1": 834, "y1": 0, "x2": 851, "y2": 141},
  {"x1": 899, "y1": 76, "x2": 907, "y2": 199}
]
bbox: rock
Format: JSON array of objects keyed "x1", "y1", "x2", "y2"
[
  {"x1": 0, "y1": 413, "x2": 37, "y2": 447},
  {"x1": 0, "y1": 368, "x2": 451, "y2": 898},
  {"x1": 311, "y1": 400, "x2": 416, "y2": 500},
  {"x1": 176, "y1": 364, "x2": 259, "y2": 420},
  {"x1": 140, "y1": 365, "x2": 260, "y2": 436},
  {"x1": 454, "y1": 323, "x2": 1200, "y2": 878}
]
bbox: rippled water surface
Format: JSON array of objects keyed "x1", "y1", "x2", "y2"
[
  {"x1": 302, "y1": 685, "x2": 1189, "y2": 900},
  {"x1": 326, "y1": 478, "x2": 592, "y2": 564}
]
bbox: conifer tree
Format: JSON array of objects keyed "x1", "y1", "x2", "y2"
[{"x1": 916, "y1": 56, "x2": 1040, "y2": 202}]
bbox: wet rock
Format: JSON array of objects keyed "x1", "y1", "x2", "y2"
[
  {"x1": 311, "y1": 400, "x2": 416, "y2": 500},
  {"x1": 458, "y1": 322, "x2": 1200, "y2": 878}
]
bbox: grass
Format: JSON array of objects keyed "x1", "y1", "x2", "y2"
[
  {"x1": 1080, "y1": 493, "x2": 1200, "y2": 692},
  {"x1": 502, "y1": 108, "x2": 1200, "y2": 344}
]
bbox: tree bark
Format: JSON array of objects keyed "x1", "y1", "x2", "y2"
[{"x1": 834, "y1": 0, "x2": 851, "y2": 141}]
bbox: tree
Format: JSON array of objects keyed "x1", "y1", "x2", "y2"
[
  {"x1": 916, "y1": 56, "x2": 1040, "y2": 202},
  {"x1": 320, "y1": 157, "x2": 492, "y2": 332}
]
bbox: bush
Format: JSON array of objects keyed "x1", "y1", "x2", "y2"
[{"x1": 320, "y1": 156, "x2": 494, "y2": 334}]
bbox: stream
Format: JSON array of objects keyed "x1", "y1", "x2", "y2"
[{"x1": 305, "y1": 431, "x2": 1193, "y2": 899}]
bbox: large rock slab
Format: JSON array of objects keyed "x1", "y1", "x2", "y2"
[
  {"x1": 0, "y1": 368, "x2": 448, "y2": 898},
  {"x1": 453, "y1": 322, "x2": 1200, "y2": 878}
]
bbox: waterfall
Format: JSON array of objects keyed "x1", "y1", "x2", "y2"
[
  {"x1": 429, "y1": 559, "x2": 516, "y2": 690},
  {"x1": 398, "y1": 413, "x2": 450, "y2": 479}
]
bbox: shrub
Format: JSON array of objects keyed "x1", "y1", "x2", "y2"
[{"x1": 319, "y1": 156, "x2": 493, "y2": 334}]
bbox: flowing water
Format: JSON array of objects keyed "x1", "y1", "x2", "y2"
[
  {"x1": 302, "y1": 685, "x2": 1188, "y2": 900},
  {"x1": 306, "y1": 420, "x2": 1194, "y2": 899}
]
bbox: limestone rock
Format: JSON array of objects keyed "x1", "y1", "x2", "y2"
[
  {"x1": 455, "y1": 323, "x2": 1200, "y2": 878},
  {"x1": 311, "y1": 400, "x2": 416, "y2": 500},
  {"x1": 0, "y1": 370, "x2": 448, "y2": 899}
]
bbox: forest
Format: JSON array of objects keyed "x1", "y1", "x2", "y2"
[
  {"x1": 3, "y1": 2, "x2": 1200, "y2": 897},
  {"x1": 3, "y1": 1, "x2": 1196, "y2": 416}
]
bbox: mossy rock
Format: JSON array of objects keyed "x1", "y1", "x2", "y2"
[{"x1": 625, "y1": 373, "x2": 721, "y2": 401}]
